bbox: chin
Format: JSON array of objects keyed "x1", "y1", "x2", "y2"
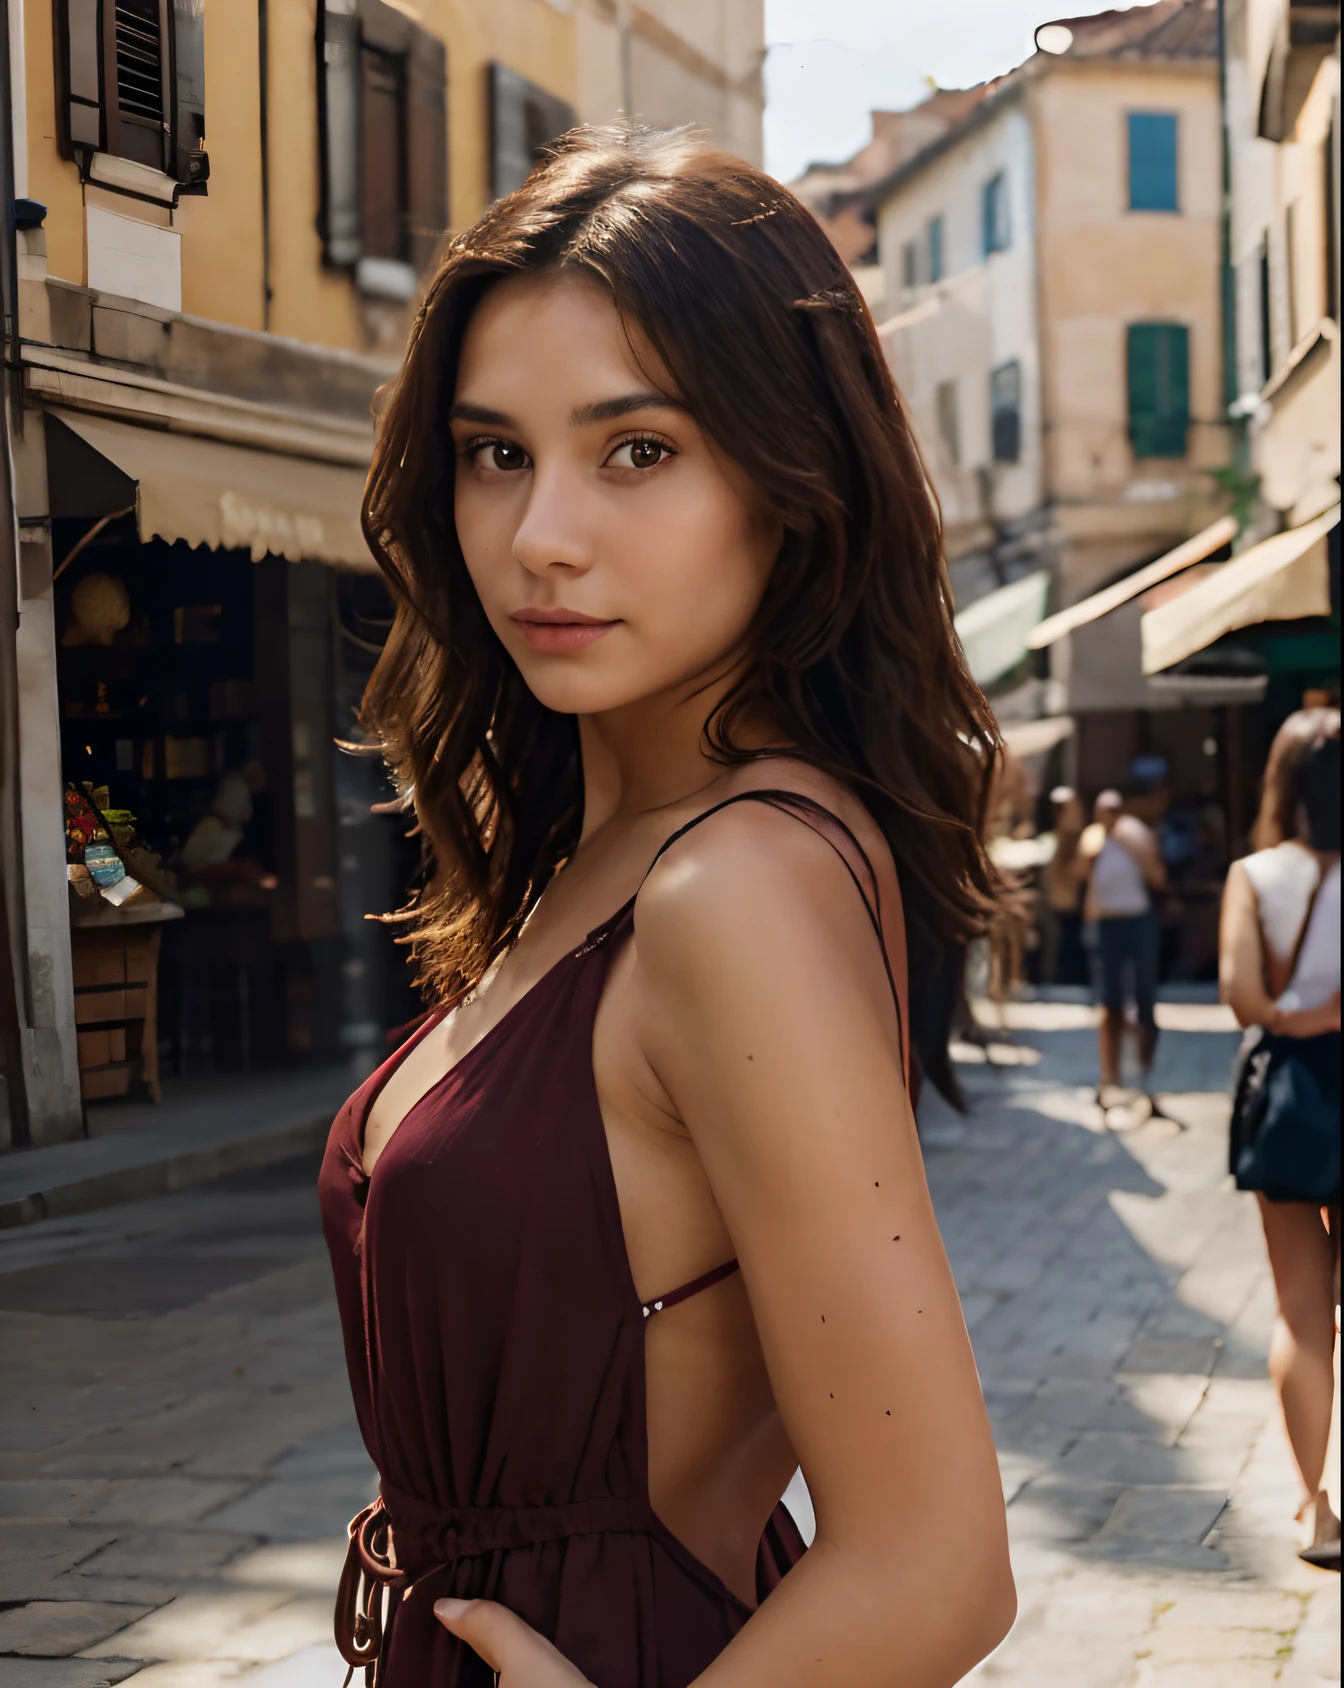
[{"x1": 512, "y1": 661, "x2": 655, "y2": 718}]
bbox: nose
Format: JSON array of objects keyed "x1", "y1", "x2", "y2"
[{"x1": 511, "y1": 463, "x2": 594, "y2": 578}]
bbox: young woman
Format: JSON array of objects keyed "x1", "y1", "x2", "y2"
[
  {"x1": 1220, "y1": 708, "x2": 1341, "y2": 1572},
  {"x1": 320, "y1": 126, "x2": 1015, "y2": 1687}
]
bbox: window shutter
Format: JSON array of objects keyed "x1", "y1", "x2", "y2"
[
  {"x1": 406, "y1": 29, "x2": 448, "y2": 272},
  {"x1": 1127, "y1": 113, "x2": 1178, "y2": 212},
  {"x1": 59, "y1": 0, "x2": 104, "y2": 152},
  {"x1": 103, "y1": 0, "x2": 171, "y2": 171},
  {"x1": 318, "y1": 0, "x2": 362, "y2": 266},
  {"x1": 170, "y1": 0, "x2": 209, "y2": 190},
  {"x1": 928, "y1": 214, "x2": 944, "y2": 284},
  {"x1": 990, "y1": 360, "x2": 1021, "y2": 463},
  {"x1": 1128, "y1": 323, "x2": 1189, "y2": 458},
  {"x1": 489, "y1": 62, "x2": 574, "y2": 201}
]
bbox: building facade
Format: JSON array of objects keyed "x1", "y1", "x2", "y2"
[
  {"x1": 1223, "y1": 0, "x2": 1340, "y2": 535},
  {"x1": 865, "y1": 1, "x2": 1230, "y2": 632},
  {"x1": 0, "y1": 0, "x2": 764, "y2": 1148}
]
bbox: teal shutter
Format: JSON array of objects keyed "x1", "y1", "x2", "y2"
[
  {"x1": 1128, "y1": 113, "x2": 1179, "y2": 211},
  {"x1": 1128, "y1": 323, "x2": 1189, "y2": 458},
  {"x1": 981, "y1": 174, "x2": 1009, "y2": 256}
]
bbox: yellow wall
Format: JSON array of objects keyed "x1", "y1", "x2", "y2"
[
  {"x1": 1032, "y1": 61, "x2": 1228, "y2": 522},
  {"x1": 24, "y1": 0, "x2": 579, "y2": 352}
]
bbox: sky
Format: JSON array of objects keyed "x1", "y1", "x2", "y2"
[{"x1": 763, "y1": 0, "x2": 1146, "y2": 183}]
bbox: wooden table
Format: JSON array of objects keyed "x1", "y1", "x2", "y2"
[{"x1": 69, "y1": 898, "x2": 183, "y2": 1104}]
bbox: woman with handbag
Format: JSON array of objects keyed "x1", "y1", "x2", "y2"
[{"x1": 1220, "y1": 707, "x2": 1341, "y2": 1571}]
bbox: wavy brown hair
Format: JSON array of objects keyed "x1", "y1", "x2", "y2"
[{"x1": 360, "y1": 125, "x2": 1001, "y2": 1006}]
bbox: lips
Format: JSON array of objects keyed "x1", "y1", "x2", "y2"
[{"x1": 511, "y1": 609, "x2": 618, "y2": 653}]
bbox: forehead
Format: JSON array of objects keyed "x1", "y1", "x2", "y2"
[{"x1": 455, "y1": 270, "x2": 669, "y2": 401}]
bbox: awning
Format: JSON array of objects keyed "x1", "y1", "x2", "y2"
[
  {"x1": 1000, "y1": 715, "x2": 1074, "y2": 759},
  {"x1": 1026, "y1": 514, "x2": 1237, "y2": 651},
  {"x1": 1141, "y1": 504, "x2": 1339, "y2": 675},
  {"x1": 47, "y1": 409, "x2": 374, "y2": 570},
  {"x1": 954, "y1": 570, "x2": 1050, "y2": 687}
]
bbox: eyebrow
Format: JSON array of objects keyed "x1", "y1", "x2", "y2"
[{"x1": 448, "y1": 391, "x2": 685, "y2": 429}]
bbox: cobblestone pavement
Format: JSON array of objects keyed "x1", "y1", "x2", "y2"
[{"x1": 0, "y1": 1000, "x2": 1337, "y2": 1685}]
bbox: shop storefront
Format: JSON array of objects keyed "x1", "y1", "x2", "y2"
[{"x1": 4, "y1": 275, "x2": 420, "y2": 1143}]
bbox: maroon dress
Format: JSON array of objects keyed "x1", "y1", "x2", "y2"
[{"x1": 319, "y1": 793, "x2": 902, "y2": 1686}]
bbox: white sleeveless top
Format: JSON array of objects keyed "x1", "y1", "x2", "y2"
[
  {"x1": 1239, "y1": 843, "x2": 1341, "y2": 1011},
  {"x1": 1091, "y1": 820, "x2": 1152, "y2": 917}
]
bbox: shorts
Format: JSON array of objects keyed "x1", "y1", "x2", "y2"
[{"x1": 1094, "y1": 910, "x2": 1158, "y2": 1029}]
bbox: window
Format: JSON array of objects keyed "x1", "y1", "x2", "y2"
[
  {"x1": 489, "y1": 64, "x2": 576, "y2": 201},
  {"x1": 318, "y1": 0, "x2": 448, "y2": 293},
  {"x1": 928, "y1": 214, "x2": 945, "y2": 284},
  {"x1": 1127, "y1": 323, "x2": 1190, "y2": 458},
  {"x1": 1258, "y1": 234, "x2": 1273, "y2": 384},
  {"x1": 902, "y1": 240, "x2": 919, "y2": 291},
  {"x1": 1128, "y1": 112, "x2": 1179, "y2": 212},
  {"x1": 361, "y1": 47, "x2": 407, "y2": 262},
  {"x1": 982, "y1": 173, "x2": 1011, "y2": 257},
  {"x1": 990, "y1": 360, "x2": 1021, "y2": 463},
  {"x1": 935, "y1": 379, "x2": 960, "y2": 466},
  {"x1": 55, "y1": 0, "x2": 208, "y2": 190}
]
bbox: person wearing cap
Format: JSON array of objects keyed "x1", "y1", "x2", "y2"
[{"x1": 1080, "y1": 788, "x2": 1167, "y2": 1110}]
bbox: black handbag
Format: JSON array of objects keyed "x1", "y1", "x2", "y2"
[{"x1": 1229, "y1": 873, "x2": 1341, "y2": 1204}]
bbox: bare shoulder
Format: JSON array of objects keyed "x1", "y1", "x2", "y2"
[{"x1": 632, "y1": 765, "x2": 899, "y2": 998}]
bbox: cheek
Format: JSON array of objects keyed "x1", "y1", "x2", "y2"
[{"x1": 625, "y1": 483, "x2": 776, "y2": 643}]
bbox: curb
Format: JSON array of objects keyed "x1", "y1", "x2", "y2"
[{"x1": 0, "y1": 1110, "x2": 333, "y2": 1230}]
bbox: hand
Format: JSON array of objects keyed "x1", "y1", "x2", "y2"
[{"x1": 434, "y1": 1598, "x2": 595, "y2": 1686}]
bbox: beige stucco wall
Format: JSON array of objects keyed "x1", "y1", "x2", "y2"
[
  {"x1": 574, "y1": 0, "x2": 763, "y2": 165},
  {"x1": 1031, "y1": 58, "x2": 1229, "y2": 599},
  {"x1": 24, "y1": 0, "x2": 579, "y2": 353}
]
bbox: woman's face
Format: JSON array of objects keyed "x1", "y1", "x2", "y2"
[{"x1": 450, "y1": 271, "x2": 782, "y2": 719}]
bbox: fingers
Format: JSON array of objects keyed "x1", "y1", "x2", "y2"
[{"x1": 433, "y1": 1598, "x2": 511, "y2": 1667}]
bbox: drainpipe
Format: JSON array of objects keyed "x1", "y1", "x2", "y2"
[
  {"x1": 0, "y1": 0, "x2": 30, "y2": 1145},
  {"x1": 259, "y1": 0, "x2": 272, "y2": 330},
  {"x1": 1217, "y1": 0, "x2": 1255, "y2": 526}
]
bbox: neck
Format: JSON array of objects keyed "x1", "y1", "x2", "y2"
[{"x1": 575, "y1": 667, "x2": 778, "y2": 839}]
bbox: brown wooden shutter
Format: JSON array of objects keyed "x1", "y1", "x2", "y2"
[
  {"x1": 170, "y1": 0, "x2": 209, "y2": 190},
  {"x1": 103, "y1": 0, "x2": 172, "y2": 171},
  {"x1": 57, "y1": 0, "x2": 105, "y2": 154},
  {"x1": 318, "y1": 0, "x2": 362, "y2": 266},
  {"x1": 406, "y1": 30, "x2": 448, "y2": 272}
]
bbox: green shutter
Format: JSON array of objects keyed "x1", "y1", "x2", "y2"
[
  {"x1": 1128, "y1": 112, "x2": 1179, "y2": 212},
  {"x1": 1128, "y1": 323, "x2": 1190, "y2": 458}
]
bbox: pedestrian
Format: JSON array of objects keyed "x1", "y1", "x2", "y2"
[
  {"x1": 1220, "y1": 708, "x2": 1341, "y2": 1572},
  {"x1": 319, "y1": 126, "x2": 1015, "y2": 1687},
  {"x1": 1041, "y1": 785, "x2": 1088, "y2": 985},
  {"x1": 1080, "y1": 788, "x2": 1167, "y2": 1111}
]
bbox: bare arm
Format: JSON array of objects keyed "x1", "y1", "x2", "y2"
[
  {"x1": 635, "y1": 810, "x2": 1013, "y2": 1685},
  {"x1": 1219, "y1": 863, "x2": 1341, "y2": 1036}
]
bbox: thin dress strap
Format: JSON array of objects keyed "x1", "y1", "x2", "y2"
[
  {"x1": 640, "y1": 789, "x2": 906, "y2": 1067},
  {"x1": 633, "y1": 787, "x2": 908, "y2": 1322}
]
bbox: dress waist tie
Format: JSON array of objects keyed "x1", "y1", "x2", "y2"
[{"x1": 335, "y1": 1487, "x2": 642, "y2": 1684}]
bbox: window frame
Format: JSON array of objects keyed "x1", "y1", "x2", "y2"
[{"x1": 54, "y1": 0, "x2": 209, "y2": 193}]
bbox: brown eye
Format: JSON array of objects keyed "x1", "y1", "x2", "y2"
[
  {"x1": 488, "y1": 441, "x2": 526, "y2": 472},
  {"x1": 612, "y1": 438, "x2": 669, "y2": 470}
]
